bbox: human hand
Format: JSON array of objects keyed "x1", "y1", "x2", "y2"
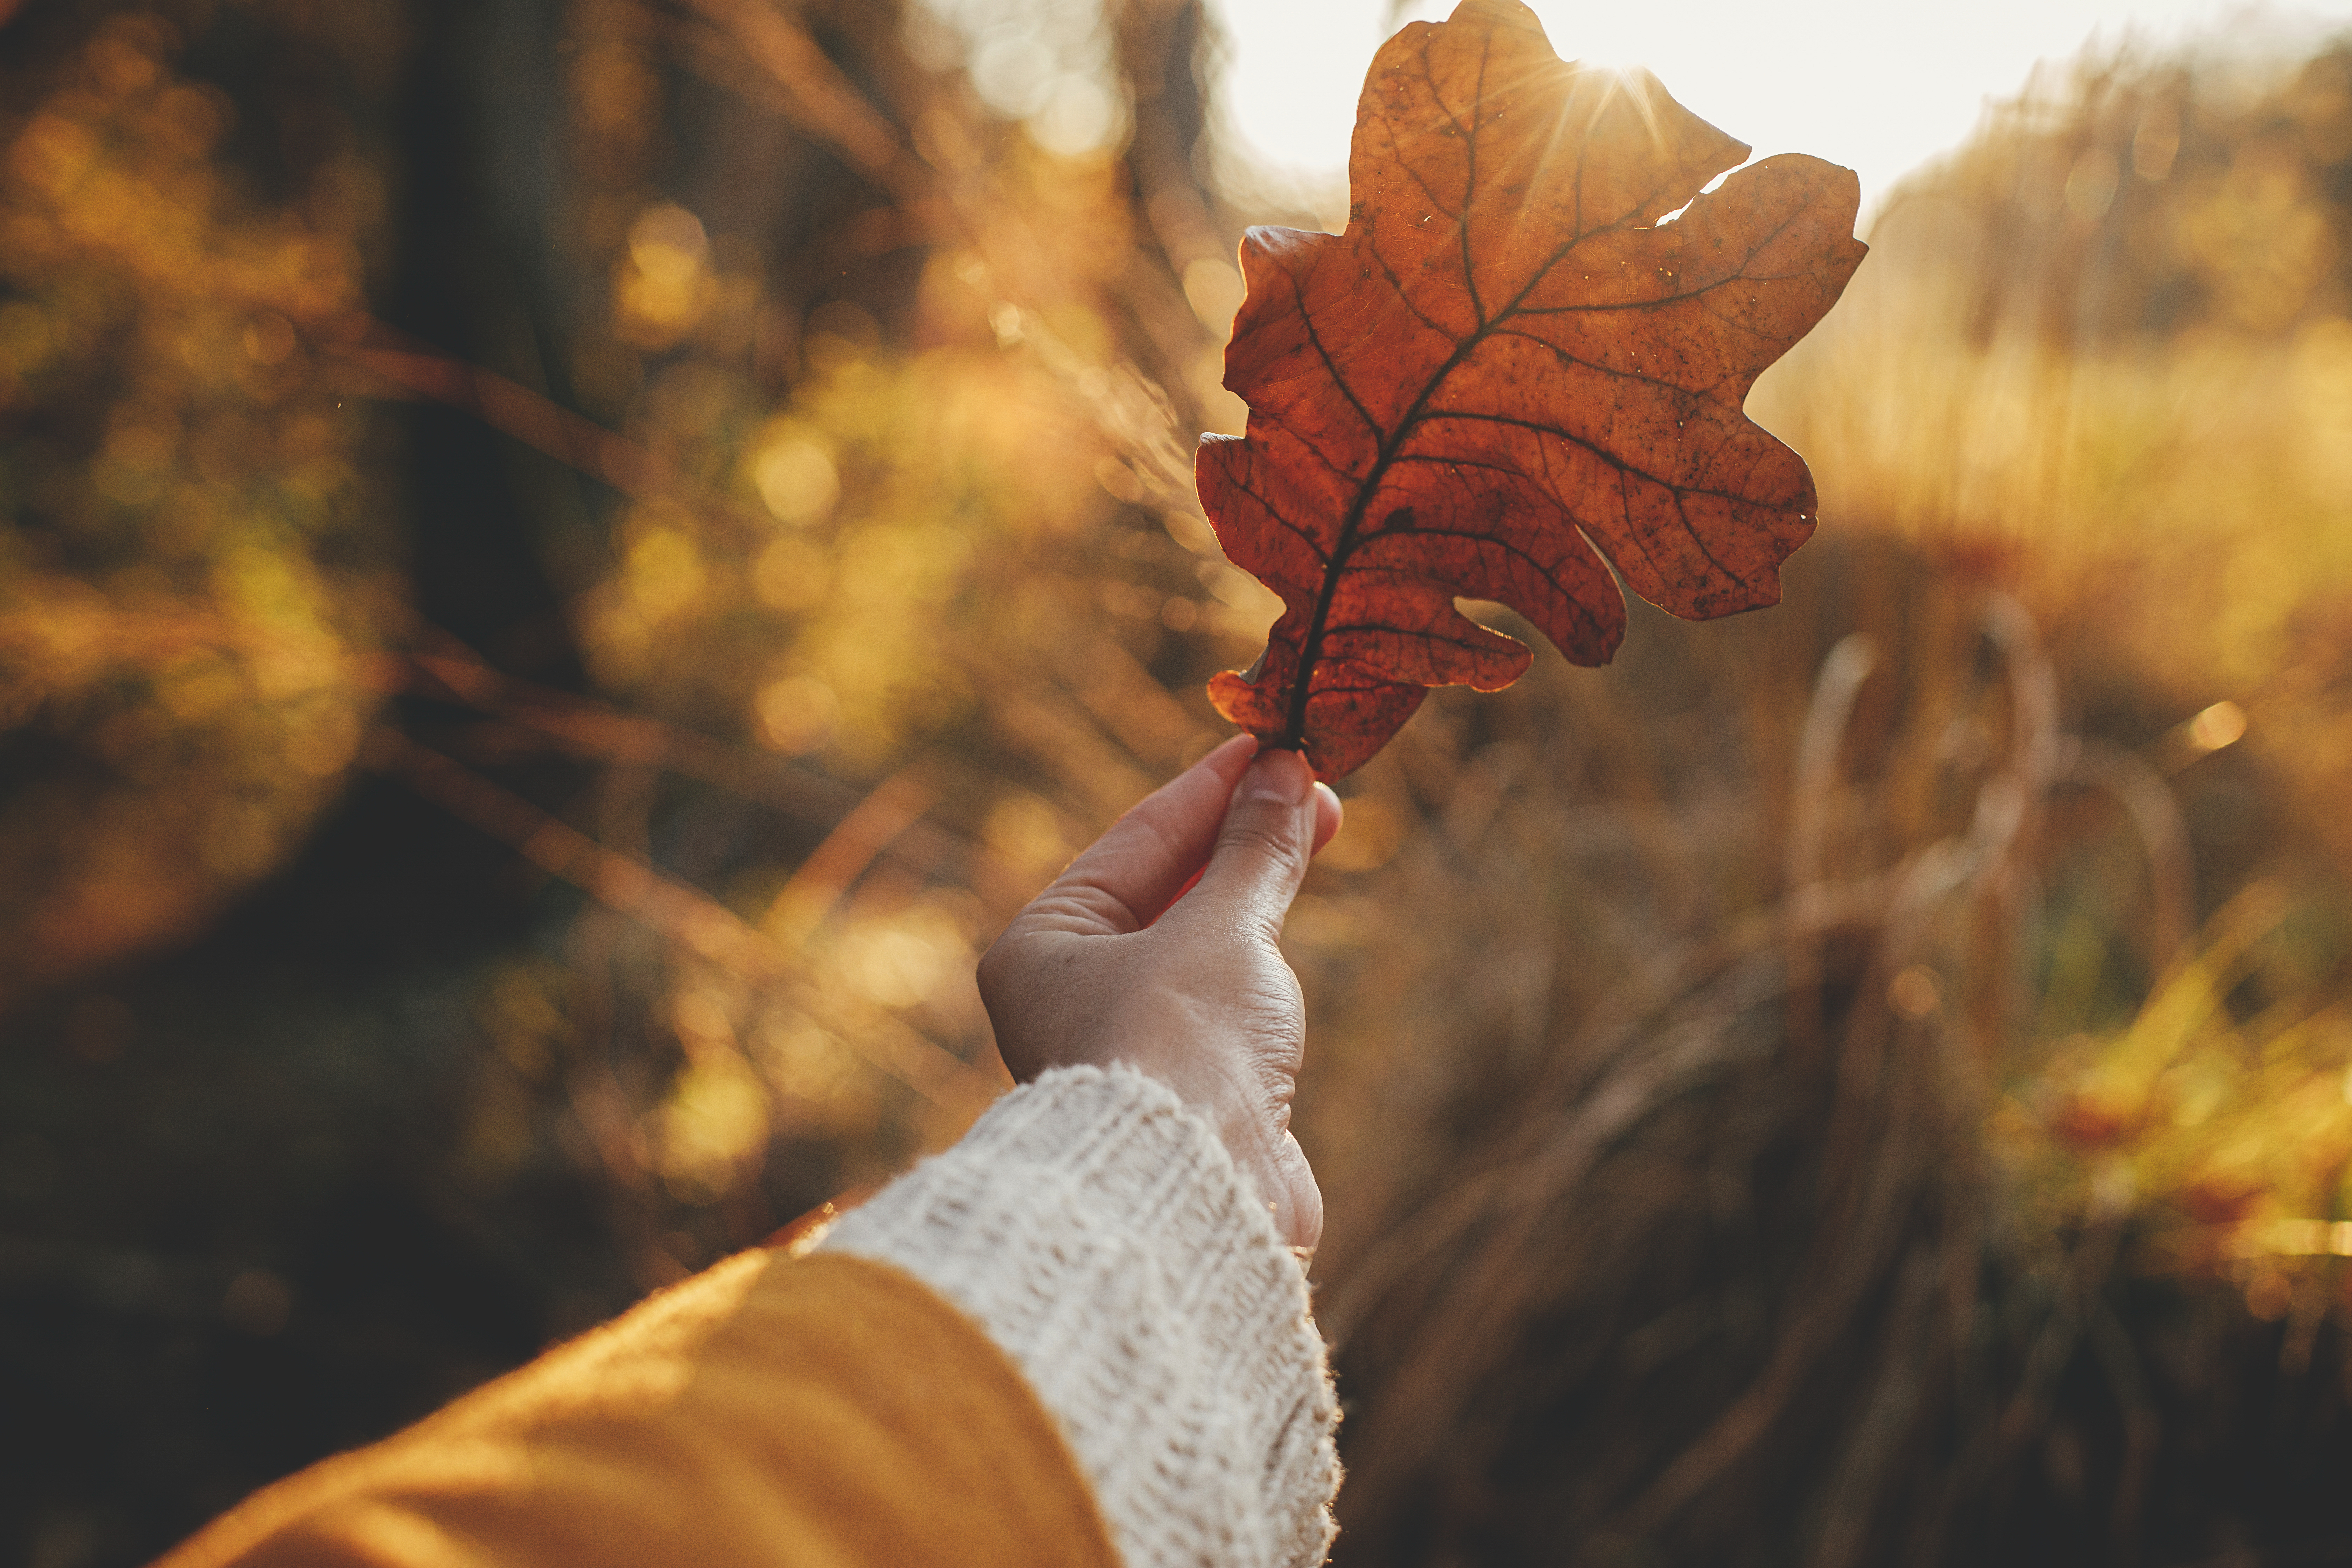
[{"x1": 976, "y1": 737, "x2": 1342, "y2": 1250}]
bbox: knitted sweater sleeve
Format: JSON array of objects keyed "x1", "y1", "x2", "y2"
[{"x1": 819, "y1": 1063, "x2": 1341, "y2": 1568}]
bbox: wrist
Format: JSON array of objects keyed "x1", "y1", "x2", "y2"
[{"x1": 1101, "y1": 1048, "x2": 1311, "y2": 1247}]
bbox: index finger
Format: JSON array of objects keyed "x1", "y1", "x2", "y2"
[{"x1": 1009, "y1": 734, "x2": 1259, "y2": 937}]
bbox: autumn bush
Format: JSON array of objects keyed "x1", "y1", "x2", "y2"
[{"x1": 2, "y1": 2, "x2": 2350, "y2": 1566}]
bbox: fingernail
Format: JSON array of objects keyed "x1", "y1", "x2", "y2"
[
  {"x1": 1245, "y1": 749, "x2": 1311, "y2": 805},
  {"x1": 1204, "y1": 732, "x2": 1258, "y2": 767}
]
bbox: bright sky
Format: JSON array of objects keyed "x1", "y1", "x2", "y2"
[{"x1": 1202, "y1": 0, "x2": 2352, "y2": 224}]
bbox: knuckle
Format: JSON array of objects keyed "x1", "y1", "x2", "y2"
[
  {"x1": 1128, "y1": 797, "x2": 1192, "y2": 865},
  {"x1": 1219, "y1": 819, "x2": 1305, "y2": 869}
]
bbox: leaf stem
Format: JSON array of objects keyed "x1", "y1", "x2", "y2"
[{"x1": 1275, "y1": 331, "x2": 1484, "y2": 752}]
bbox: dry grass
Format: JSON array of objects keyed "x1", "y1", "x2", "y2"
[{"x1": 1300, "y1": 36, "x2": 2352, "y2": 1567}]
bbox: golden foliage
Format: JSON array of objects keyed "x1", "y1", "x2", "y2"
[
  {"x1": 0, "y1": 14, "x2": 392, "y2": 999},
  {"x1": 1746, "y1": 36, "x2": 2352, "y2": 1328}
]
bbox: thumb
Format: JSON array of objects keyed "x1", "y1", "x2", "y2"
[{"x1": 1182, "y1": 749, "x2": 1321, "y2": 934}]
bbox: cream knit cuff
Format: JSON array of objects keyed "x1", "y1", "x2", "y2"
[{"x1": 820, "y1": 1064, "x2": 1339, "y2": 1568}]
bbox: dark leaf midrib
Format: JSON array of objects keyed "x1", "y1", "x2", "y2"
[
  {"x1": 1269, "y1": 25, "x2": 1743, "y2": 757},
  {"x1": 1273, "y1": 190, "x2": 1673, "y2": 752}
]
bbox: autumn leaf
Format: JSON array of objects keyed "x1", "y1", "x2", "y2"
[{"x1": 1199, "y1": 0, "x2": 1867, "y2": 779}]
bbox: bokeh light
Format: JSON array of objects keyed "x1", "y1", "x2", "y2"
[{"x1": 1205, "y1": 0, "x2": 2352, "y2": 222}]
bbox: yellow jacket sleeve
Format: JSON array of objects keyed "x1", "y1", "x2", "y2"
[{"x1": 152, "y1": 1249, "x2": 1122, "y2": 1568}]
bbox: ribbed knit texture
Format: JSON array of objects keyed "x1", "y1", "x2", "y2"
[{"x1": 821, "y1": 1064, "x2": 1340, "y2": 1568}]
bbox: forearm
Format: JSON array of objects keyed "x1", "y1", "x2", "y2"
[
  {"x1": 821, "y1": 1064, "x2": 1341, "y2": 1568},
  {"x1": 149, "y1": 1069, "x2": 1340, "y2": 1568},
  {"x1": 155, "y1": 1248, "x2": 1121, "y2": 1568}
]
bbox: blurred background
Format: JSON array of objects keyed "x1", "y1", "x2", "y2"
[{"x1": 3, "y1": 0, "x2": 2351, "y2": 1563}]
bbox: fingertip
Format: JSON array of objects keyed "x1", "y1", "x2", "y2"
[
  {"x1": 1196, "y1": 732, "x2": 1260, "y2": 785},
  {"x1": 1310, "y1": 782, "x2": 1343, "y2": 856},
  {"x1": 1048, "y1": 733, "x2": 1265, "y2": 934},
  {"x1": 1239, "y1": 746, "x2": 1313, "y2": 806}
]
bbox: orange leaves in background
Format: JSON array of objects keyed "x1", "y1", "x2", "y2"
[{"x1": 1199, "y1": 0, "x2": 1867, "y2": 778}]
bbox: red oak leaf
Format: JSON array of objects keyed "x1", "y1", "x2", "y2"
[{"x1": 1198, "y1": 0, "x2": 1867, "y2": 779}]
